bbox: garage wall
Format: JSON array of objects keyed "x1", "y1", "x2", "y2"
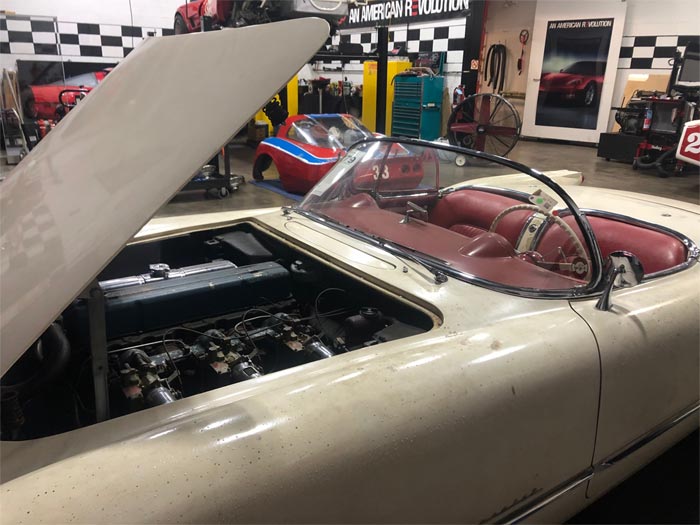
[
  {"x1": 1, "y1": 0, "x2": 182, "y2": 28},
  {"x1": 479, "y1": 0, "x2": 698, "y2": 133},
  {"x1": 480, "y1": 0, "x2": 536, "y2": 120},
  {"x1": 311, "y1": 16, "x2": 468, "y2": 97},
  {"x1": 0, "y1": 1, "x2": 179, "y2": 71},
  {"x1": 609, "y1": 0, "x2": 699, "y2": 129}
]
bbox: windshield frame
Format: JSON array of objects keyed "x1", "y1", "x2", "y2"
[{"x1": 294, "y1": 136, "x2": 605, "y2": 299}]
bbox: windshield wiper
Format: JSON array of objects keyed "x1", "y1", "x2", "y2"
[{"x1": 288, "y1": 207, "x2": 447, "y2": 285}]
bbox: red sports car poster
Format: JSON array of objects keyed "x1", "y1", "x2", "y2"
[{"x1": 536, "y1": 18, "x2": 614, "y2": 130}]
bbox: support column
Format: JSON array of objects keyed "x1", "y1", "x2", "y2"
[
  {"x1": 376, "y1": 25, "x2": 389, "y2": 133},
  {"x1": 461, "y1": 0, "x2": 487, "y2": 96}
]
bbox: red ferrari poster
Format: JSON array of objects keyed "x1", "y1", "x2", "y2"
[{"x1": 536, "y1": 18, "x2": 614, "y2": 130}]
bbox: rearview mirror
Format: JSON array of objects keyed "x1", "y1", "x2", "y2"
[{"x1": 595, "y1": 251, "x2": 644, "y2": 311}]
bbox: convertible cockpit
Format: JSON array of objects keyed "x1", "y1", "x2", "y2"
[{"x1": 300, "y1": 138, "x2": 692, "y2": 293}]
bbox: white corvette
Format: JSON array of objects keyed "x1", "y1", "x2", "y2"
[{"x1": 1, "y1": 18, "x2": 698, "y2": 524}]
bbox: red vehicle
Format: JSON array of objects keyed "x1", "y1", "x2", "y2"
[
  {"x1": 174, "y1": 0, "x2": 346, "y2": 34},
  {"x1": 23, "y1": 70, "x2": 110, "y2": 120},
  {"x1": 253, "y1": 114, "x2": 375, "y2": 194},
  {"x1": 539, "y1": 61, "x2": 605, "y2": 107}
]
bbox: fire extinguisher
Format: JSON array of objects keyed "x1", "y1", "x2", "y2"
[
  {"x1": 452, "y1": 85, "x2": 466, "y2": 109},
  {"x1": 642, "y1": 107, "x2": 653, "y2": 131}
]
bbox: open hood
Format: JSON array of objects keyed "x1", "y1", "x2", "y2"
[{"x1": 0, "y1": 18, "x2": 330, "y2": 377}]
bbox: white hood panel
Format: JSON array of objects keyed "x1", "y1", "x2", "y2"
[{"x1": 0, "y1": 19, "x2": 329, "y2": 376}]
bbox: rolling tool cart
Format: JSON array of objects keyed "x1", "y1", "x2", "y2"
[
  {"x1": 391, "y1": 70, "x2": 444, "y2": 140},
  {"x1": 182, "y1": 144, "x2": 244, "y2": 199}
]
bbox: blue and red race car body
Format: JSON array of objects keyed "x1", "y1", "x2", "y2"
[{"x1": 253, "y1": 114, "x2": 373, "y2": 194}]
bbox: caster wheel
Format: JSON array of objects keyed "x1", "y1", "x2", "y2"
[
  {"x1": 632, "y1": 159, "x2": 639, "y2": 170},
  {"x1": 217, "y1": 187, "x2": 230, "y2": 199}
]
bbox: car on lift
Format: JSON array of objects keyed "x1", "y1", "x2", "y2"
[
  {"x1": 1, "y1": 19, "x2": 698, "y2": 524},
  {"x1": 22, "y1": 69, "x2": 111, "y2": 120},
  {"x1": 539, "y1": 60, "x2": 605, "y2": 107},
  {"x1": 173, "y1": 0, "x2": 348, "y2": 34},
  {"x1": 253, "y1": 113, "x2": 374, "y2": 193}
]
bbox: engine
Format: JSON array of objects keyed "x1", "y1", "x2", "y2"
[{"x1": 1, "y1": 225, "x2": 432, "y2": 440}]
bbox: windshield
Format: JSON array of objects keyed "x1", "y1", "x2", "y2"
[
  {"x1": 300, "y1": 139, "x2": 597, "y2": 293},
  {"x1": 287, "y1": 115, "x2": 373, "y2": 150},
  {"x1": 562, "y1": 61, "x2": 604, "y2": 76},
  {"x1": 50, "y1": 72, "x2": 100, "y2": 87}
]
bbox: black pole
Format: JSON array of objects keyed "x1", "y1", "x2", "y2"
[
  {"x1": 376, "y1": 25, "x2": 389, "y2": 134},
  {"x1": 461, "y1": 0, "x2": 486, "y2": 96}
]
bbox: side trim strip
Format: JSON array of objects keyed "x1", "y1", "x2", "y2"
[
  {"x1": 597, "y1": 401, "x2": 700, "y2": 470},
  {"x1": 496, "y1": 470, "x2": 594, "y2": 524},
  {"x1": 489, "y1": 401, "x2": 700, "y2": 524}
]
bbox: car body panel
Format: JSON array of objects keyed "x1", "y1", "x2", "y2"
[
  {"x1": 0, "y1": 19, "x2": 331, "y2": 377},
  {"x1": 27, "y1": 71, "x2": 109, "y2": 119},
  {"x1": 539, "y1": 61, "x2": 604, "y2": 104},
  {"x1": 571, "y1": 268, "x2": 700, "y2": 461},
  {"x1": 0, "y1": 211, "x2": 602, "y2": 523}
]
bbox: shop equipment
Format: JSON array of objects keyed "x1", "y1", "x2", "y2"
[
  {"x1": 390, "y1": 69, "x2": 444, "y2": 141},
  {"x1": 598, "y1": 40, "x2": 699, "y2": 176},
  {"x1": 484, "y1": 43, "x2": 507, "y2": 93},
  {"x1": 447, "y1": 93, "x2": 521, "y2": 155}
]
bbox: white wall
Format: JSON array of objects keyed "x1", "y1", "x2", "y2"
[
  {"x1": 623, "y1": 0, "x2": 699, "y2": 36},
  {"x1": 481, "y1": 0, "x2": 537, "y2": 118},
  {"x1": 1, "y1": 0, "x2": 182, "y2": 28}
]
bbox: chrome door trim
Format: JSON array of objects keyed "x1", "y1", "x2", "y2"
[
  {"x1": 488, "y1": 401, "x2": 699, "y2": 524},
  {"x1": 596, "y1": 401, "x2": 700, "y2": 471}
]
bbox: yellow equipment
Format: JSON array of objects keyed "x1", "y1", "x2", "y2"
[{"x1": 362, "y1": 60, "x2": 411, "y2": 133}]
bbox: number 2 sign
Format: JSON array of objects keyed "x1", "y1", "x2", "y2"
[{"x1": 676, "y1": 120, "x2": 700, "y2": 167}]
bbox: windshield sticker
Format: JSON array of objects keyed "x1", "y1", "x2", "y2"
[{"x1": 528, "y1": 189, "x2": 558, "y2": 212}]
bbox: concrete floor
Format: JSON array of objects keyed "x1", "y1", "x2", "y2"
[{"x1": 157, "y1": 138, "x2": 699, "y2": 219}]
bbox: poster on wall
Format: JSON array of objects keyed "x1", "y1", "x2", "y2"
[
  {"x1": 535, "y1": 18, "x2": 613, "y2": 130},
  {"x1": 521, "y1": 1, "x2": 626, "y2": 143}
]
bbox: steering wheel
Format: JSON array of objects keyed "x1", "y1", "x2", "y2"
[{"x1": 489, "y1": 204, "x2": 591, "y2": 281}]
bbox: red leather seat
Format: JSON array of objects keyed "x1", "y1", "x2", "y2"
[
  {"x1": 536, "y1": 215, "x2": 687, "y2": 275},
  {"x1": 430, "y1": 190, "x2": 533, "y2": 245}
]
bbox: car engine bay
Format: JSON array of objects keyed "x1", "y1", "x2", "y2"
[{"x1": 0, "y1": 223, "x2": 434, "y2": 441}]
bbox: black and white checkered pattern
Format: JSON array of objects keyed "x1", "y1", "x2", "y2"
[
  {"x1": 618, "y1": 34, "x2": 699, "y2": 69},
  {"x1": 0, "y1": 14, "x2": 174, "y2": 60},
  {"x1": 334, "y1": 18, "x2": 466, "y2": 65}
]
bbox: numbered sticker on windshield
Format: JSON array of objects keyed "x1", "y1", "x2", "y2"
[{"x1": 528, "y1": 189, "x2": 558, "y2": 212}]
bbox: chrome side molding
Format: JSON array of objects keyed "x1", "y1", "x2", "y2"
[{"x1": 487, "y1": 401, "x2": 699, "y2": 524}]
